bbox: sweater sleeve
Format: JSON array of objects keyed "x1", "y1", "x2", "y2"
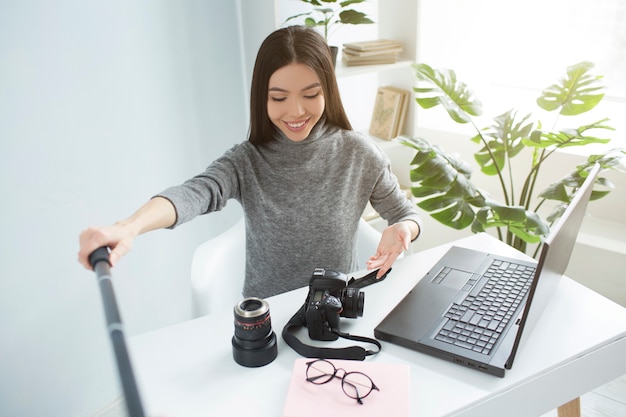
[
  {"x1": 368, "y1": 147, "x2": 423, "y2": 238},
  {"x1": 154, "y1": 146, "x2": 243, "y2": 228}
]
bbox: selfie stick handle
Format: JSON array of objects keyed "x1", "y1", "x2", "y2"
[{"x1": 89, "y1": 247, "x2": 145, "y2": 417}]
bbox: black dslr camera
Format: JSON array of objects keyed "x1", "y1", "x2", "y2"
[{"x1": 305, "y1": 267, "x2": 365, "y2": 341}]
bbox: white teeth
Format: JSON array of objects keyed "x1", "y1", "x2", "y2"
[{"x1": 286, "y1": 121, "x2": 305, "y2": 128}]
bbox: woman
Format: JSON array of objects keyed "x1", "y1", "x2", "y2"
[{"x1": 78, "y1": 26, "x2": 421, "y2": 299}]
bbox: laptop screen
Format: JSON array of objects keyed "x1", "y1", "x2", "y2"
[{"x1": 506, "y1": 163, "x2": 600, "y2": 367}]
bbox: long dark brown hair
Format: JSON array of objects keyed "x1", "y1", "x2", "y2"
[{"x1": 248, "y1": 25, "x2": 352, "y2": 145}]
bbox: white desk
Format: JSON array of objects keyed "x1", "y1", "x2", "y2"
[{"x1": 128, "y1": 234, "x2": 626, "y2": 416}]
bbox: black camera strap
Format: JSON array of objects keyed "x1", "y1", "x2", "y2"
[
  {"x1": 281, "y1": 269, "x2": 390, "y2": 361},
  {"x1": 346, "y1": 267, "x2": 390, "y2": 288},
  {"x1": 282, "y1": 304, "x2": 381, "y2": 360}
]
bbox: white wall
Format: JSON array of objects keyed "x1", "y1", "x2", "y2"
[{"x1": 0, "y1": 1, "x2": 251, "y2": 416}]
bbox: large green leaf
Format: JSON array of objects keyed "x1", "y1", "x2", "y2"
[
  {"x1": 525, "y1": 119, "x2": 613, "y2": 149},
  {"x1": 472, "y1": 110, "x2": 533, "y2": 175},
  {"x1": 304, "y1": 16, "x2": 322, "y2": 27},
  {"x1": 340, "y1": 0, "x2": 365, "y2": 6},
  {"x1": 536, "y1": 61, "x2": 605, "y2": 116},
  {"x1": 285, "y1": 12, "x2": 313, "y2": 23},
  {"x1": 400, "y1": 137, "x2": 485, "y2": 229},
  {"x1": 420, "y1": 183, "x2": 478, "y2": 229},
  {"x1": 299, "y1": 0, "x2": 324, "y2": 5},
  {"x1": 338, "y1": 9, "x2": 374, "y2": 24},
  {"x1": 540, "y1": 149, "x2": 625, "y2": 222},
  {"x1": 472, "y1": 201, "x2": 549, "y2": 243},
  {"x1": 412, "y1": 63, "x2": 482, "y2": 124}
]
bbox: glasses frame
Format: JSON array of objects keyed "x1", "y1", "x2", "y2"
[{"x1": 305, "y1": 359, "x2": 380, "y2": 405}]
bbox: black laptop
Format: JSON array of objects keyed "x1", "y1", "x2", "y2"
[{"x1": 374, "y1": 164, "x2": 600, "y2": 377}]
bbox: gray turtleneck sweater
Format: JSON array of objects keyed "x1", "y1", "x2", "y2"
[{"x1": 157, "y1": 120, "x2": 422, "y2": 298}]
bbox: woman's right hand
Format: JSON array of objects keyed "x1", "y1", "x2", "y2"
[
  {"x1": 77, "y1": 221, "x2": 139, "y2": 270},
  {"x1": 77, "y1": 196, "x2": 177, "y2": 270}
]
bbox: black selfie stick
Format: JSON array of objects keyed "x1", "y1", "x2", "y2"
[{"x1": 89, "y1": 247, "x2": 145, "y2": 417}]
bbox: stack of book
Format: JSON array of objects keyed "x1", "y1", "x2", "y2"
[
  {"x1": 369, "y1": 86, "x2": 411, "y2": 140},
  {"x1": 341, "y1": 39, "x2": 403, "y2": 66}
]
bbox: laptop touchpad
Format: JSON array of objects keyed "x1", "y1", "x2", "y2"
[{"x1": 434, "y1": 268, "x2": 473, "y2": 290}]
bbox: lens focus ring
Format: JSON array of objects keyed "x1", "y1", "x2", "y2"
[
  {"x1": 232, "y1": 297, "x2": 278, "y2": 367},
  {"x1": 234, "y1": 297, "x2": 269, "y2": 318}
]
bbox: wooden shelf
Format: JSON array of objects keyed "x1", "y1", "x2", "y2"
[{"x1": 335, "y1": 60, "x2": 413, "y2": 79}]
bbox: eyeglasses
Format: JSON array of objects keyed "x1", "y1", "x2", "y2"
[{"x1": 305, "y1": 359, "x2": 380, "y2": 404}]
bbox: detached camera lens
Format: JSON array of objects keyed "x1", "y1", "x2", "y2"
[{"x1": 232, "y1": 297, "x2": 278, "y2": 367}]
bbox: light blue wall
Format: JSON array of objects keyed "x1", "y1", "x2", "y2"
[{"x1": 0, "y1": 1, "x2": 262, "y2": 416}]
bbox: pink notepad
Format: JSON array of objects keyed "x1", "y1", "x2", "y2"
[{"x1": 282, "y1": 358, "x2": 410, "y2": 417}]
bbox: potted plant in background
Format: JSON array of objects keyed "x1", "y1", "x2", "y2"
[
  {"x1": 285, "y1": 0, "x2": 374, "y2": 66},
  {"x1": 400, "y1": 61, "x2": 625, "y2": 256}
]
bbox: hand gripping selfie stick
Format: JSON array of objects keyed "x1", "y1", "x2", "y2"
[{"x1": 89, "y1": 247, "x2": 145, "y2": 417}]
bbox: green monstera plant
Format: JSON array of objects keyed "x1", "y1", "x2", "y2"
[{"x1": 400, "y1": 61, "x2": 625, "y2": 255}]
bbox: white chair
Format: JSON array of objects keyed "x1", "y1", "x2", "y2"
[{"x1": 190, "y1": 218, "x2": 383, "y2": 318}]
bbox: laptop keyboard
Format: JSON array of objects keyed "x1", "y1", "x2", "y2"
[{"x1": 434, "y1": 259, "x2": 535, "y2": 355}]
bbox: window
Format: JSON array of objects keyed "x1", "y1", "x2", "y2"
[{"x1": 416, "y1": 0, "x2": 626, "y2": 151}]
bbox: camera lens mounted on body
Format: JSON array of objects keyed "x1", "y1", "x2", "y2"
[
  {"x1": 304, "y1": 268, "x2": 365, "y2": 341},
  {"x1": 232, "y1": 297, "x2": 278, "y2": 367},
  {"x1": 338, "y1": 286, "x2": 365, "y2": 319},
  {"x1": 281, "y1": 267, "x2": 388, "y2": 361}
]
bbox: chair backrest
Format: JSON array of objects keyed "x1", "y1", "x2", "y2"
[
  {"x1": 190, "y1": 218, "x2": 383, "y2": 317},
  {"x1": 190, "y1": 218, "x2": 246, "y2": 317}
]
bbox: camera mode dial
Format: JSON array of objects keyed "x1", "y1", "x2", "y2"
[{"x1": 323, "y1": 295, "x2": 343, "y2": 313}]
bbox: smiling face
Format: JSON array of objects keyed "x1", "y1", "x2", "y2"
[{"x1": 266, "y1": 63, "x2": 325, "y2": 142}]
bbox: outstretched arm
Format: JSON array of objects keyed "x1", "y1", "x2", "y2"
[{"x1": 77, "y1": 196, "x2": 176, "y2": 270}]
